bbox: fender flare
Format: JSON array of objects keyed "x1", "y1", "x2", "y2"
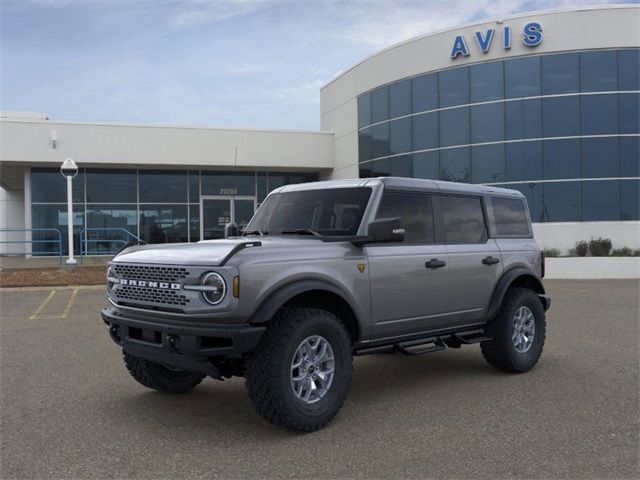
[
  {"x1": 486, "y1": 267, "x2": 546, "y2": 321},
  {"x1": 249, "y1": 279, "x2": 359, "y2": 326}
]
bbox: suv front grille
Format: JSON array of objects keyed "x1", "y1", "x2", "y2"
[
  {"x1": 115, "y1": 285, "x2": 190, "y2": 307},
  {"x1": 113, "y1": 264, "x2": 190, "y2": 282}
]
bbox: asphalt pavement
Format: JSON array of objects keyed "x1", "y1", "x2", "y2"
[{"x1": 1, "y1": 280, "x2": 638, "y2": 479}]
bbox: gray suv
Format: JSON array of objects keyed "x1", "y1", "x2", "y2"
[{"x1": 102, "y1": 177, "x2": 550, "y2": 431}]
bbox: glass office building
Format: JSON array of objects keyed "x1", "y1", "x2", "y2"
[{"x1": 357, "y1": 48, "x2": 639, "y2": 223}]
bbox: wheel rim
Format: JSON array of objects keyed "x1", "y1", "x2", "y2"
[
  {"x1": 512, "y1": 306, "x2": 535, "y2": 353},
  {"x1": 290, "y1": 335, "x2": 335, "y2": 404}
]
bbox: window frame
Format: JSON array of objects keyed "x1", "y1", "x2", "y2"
[
  {"x1": 436, "y1": 193, "x2": 489, "y2": 245},
  {"x1": 373, "y1": 189, "x2": 437, "y2": 245}
]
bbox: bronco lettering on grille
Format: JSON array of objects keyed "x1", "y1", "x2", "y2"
[{"x1": 119, "y1": 279, "x2": 181, "y2": 290}]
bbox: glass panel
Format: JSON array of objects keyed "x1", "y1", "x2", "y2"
[
  {"x1": 470, "y1": 61, "x2": 504, "y2": 102},
  {"x1": 618, "y1": 49, "x2": 640, "y2": 91},
  {"x1": 31, "y1": 168, "x2": 85, "y2": 203},
  {"x1": 234, "y1": 199, "x2": 255, "y2": 231},
  {"x1": 543, "y1": 139, "x2": 581, "y2": 180},
  {"x1": 389, "y1": 155, "x2": 412, "y2": 177},
  {"x1": 440, "y1": 147, "x2": 470, "y2": 183},
  {"x1": 440, "y1": 195, "x2": 487, "y2": 244},
  {"x1": 267, "y1": 172, "x2": 317, "y2": 192},
  {"x1": 542, "y1": 182, "x2": 581, "y2": 222},
  {"x1": 506, "y1": 141, "x2": 543, "y2": 182},
  {"x1": 358, "y1": 94, "x2": 371, "y2": 128},
  {"x1": 189, "y1": 205, "x2": 200, "y2": 242},
  {"x1": 620, "y1": 179, "x2": 640, "y2": 220},
  {"x1": 542, "y1": 96, "x2": 580, "y2": 137},
  {"x1": 86, "y1": 204, "x2": 137, "y2": 254},
  {"x1": 257, "y1": 172, "x2": 268, "y2": 203},
  {"x1": 470, "y1": 102, "x2": 504, "y2": 143},
  {"x1": 31, "y1": 204, "x2": 84, "y2": 256},
  {"x1": 581, "y1": 94, "x2": 618, "y2": 135},
  {"x1": 619, "y1": 92, "x2": 639, "y2": 134},
  {"x1": 201, "y1": 171, "x2": 255, "y2": 196},
  {"x1": 370, "y1": 158, "x2": 390, "y2": 177},
  {"x1": 439, "y1": 66, "x2": 469, "y2": 107},
  {"x1": 202, "y1": 199, "x2": 231, "y2": 240},
  {"x1": 370, "y1": 86, "x2": 389, "y2": 123},
  {"x1": 541, "y1": 53, "x2": 579, "y2": 95},
  {"x1": 376, "y1": 191, "x2": 434, "y2": 243},
  {"x1": 389, "y1": 79, "x2": 411, "y2": 118},
  {"x1": 582, "y1": 137, "x2": 619, "y2": 178},
  {"x1": 506, "y1": 183, "x2": 543, "y2": 223},
  {"x1": 413, "y1": 151, "x2": 439, "y2": 180},
  {"x1": 189, "y1": 171, "x2": 200, "y2": 203},
  {"x1": 583, "y1": 181, "x2": 620, "y2": 221},
  {"x1": 492, "y1": 197, "x2": 530, "y2": 236},
  {"x1": 505, "y1": 98, "x2": 542, "y2": 140},
  {"x1": 471, "y1": 144, "x2": 505, "y2": 183},
  {"x1": 580, "y1": 51, "x2": 617, "y2": 92},
  {"x1": 505, "y1": 56, "x2": 541, "y2": 98},
  {"x1": 371, "y1": 123, "x2": 390, "y2": 159},
  {"x1": 139, "y1": 205, "x2": 188, "y2": 244},
  {"x1": 139, "y1": 170, "x2": 187, "y2": 203},
  {"x1": 389, "y1": 117, "x2": 412, "y2": 155},
  {"x1": 621, "y1": 137, "x2": 640, "y2": 177},
  {"x1": 359, "y1": 128, "x2": 373, "y2": 162},
  {"x1": 439, "y1": 107, "x2": 470, "y2": 147},
  {"x1": 86, "y1": 169, "x2": 137, "y2": 203},
  {"x1": 359, "y1": 162, "x2": 373, "y2": 178},
  {"x1": 412, "y1": 112, "x2": 438, "y2": 151},
  {"x1": 412, "y1": 74, "x2": 438, "y2": 113}
]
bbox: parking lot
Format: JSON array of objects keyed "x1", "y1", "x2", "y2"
[{"x1": 1, "y1": 280, "x2": 638, "y2": 479}]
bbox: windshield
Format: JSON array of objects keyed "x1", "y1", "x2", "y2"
[{"x1": 244, "y1": 187, "x2": 372, "y2": 237}]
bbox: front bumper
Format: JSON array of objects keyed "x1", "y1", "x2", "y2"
[{"x1": 101, "y1": 307, "x2": 265, "y2": 377}]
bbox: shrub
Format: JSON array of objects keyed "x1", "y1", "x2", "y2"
[
  {"x1": 575, "y1": 241, "x2": 589, "y2": 257},
  {"x1": 589, "y1": 237, "x2": 612, "y2": 257},
  {"x1": 634, "y1": 249, "x2": 640, "y2": 257},
  {"x1": 543, "y1": 248, "x2": 561, "y2": 257},
  {"x1": 611, "y1": 247, "x2": 632, "y2": 257}
]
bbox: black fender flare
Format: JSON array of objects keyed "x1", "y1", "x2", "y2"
[
  {"x1": 249, "y1": 279, "x2": 360, "y2": 327},
  {"x1": 486, "y1": 267, "x2": 547, "y2": 321}
]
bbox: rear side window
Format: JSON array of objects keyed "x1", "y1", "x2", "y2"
[
  {"x1": 492, "y1": 197, "x2": 531, "y2": 236},
  {"x1": 440, "y1": 195, "x2": 487, "y2": 244},
  {"x1": 376, "y1": 191, "x2": 434, "y2": 243}
]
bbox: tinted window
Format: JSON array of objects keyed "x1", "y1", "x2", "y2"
[
  {"x1": 412, "y1": 74, "x2": 438, "y2": 112},
  {"x1": 439, "y1": 67, "x2": 469, "y2": 107},
  {"x1": 440, "y1": 147, "x2": 470, "y2": 183},
  {"x1": 621, "y1": 179, "x2": 640, "y2": 220},
  {"x1": 440, "y1": 195, "x2": 486, "y2": 244},
  {"x1": 358, "y1": 94, "x2": 371, "y2": 128},
  {"x1": 583, "y1": 181, "x2": 620, "y2": 221},
  {"x1": 543, "y1": 96, "x2": 580, "y2": 137},
  {"x1": 139, "y1": 170, "x2": 187, "y2": 203},
  {"x1": 389, "y1": 117, "x2": 411, "y2": 155},
  {"x1": 506, "y1": 183, "x2": 543, "y2": 223},
  {"x1": 542, "y1": 182, "x2": 581, "y2": 221},
  {"x1": 389, "y1": 79, "x2": 411, "y2": 118},
  {"x1": 618, "y1": 50, "x2": 640, "y2": 91},
  {"x1": 371, "y1": 87, "x2": 389, "y2": 123},
  {"x1": 582, "y1": 137, "x2": 619, "y2": 178},
  {"x1": 370, "y1": 158, "x2": 391, "y2": 177},
  {"x1": 31, "y1": 168, "x2": 85, "y2": 203},
  {"x1": 619, "y1": 92, "x2": 639, "y2": 134},
  {"x1": 505, "y1": 57, "x2": 541, "y2": 98},
  {"x1": 470, "y1": 61, "x2": 504, "y2": 102},
  {"x1": 439, "y1": 107, "x2": 470, "y2": 147},
  {"x1": 359, "y1": 128, "x2": 373, "y2": 162},
  {"x1": 371, "y1": 123, "x2": 390, "y2": 159},
  {"x1": 544, "y1": 139, "x2": 581, "y2": 180},
  {"x1": 471, "y1": 102, "x2": 504, "y2": 143},
  {"x1": 581, "y1": 95, "x2": 618, "y2": 135},
  {"x1": 86, "y1": 169, "x2": 136, "y2": 203},
  {"x1": 139, "y1": 205, "x2": 189, "y2": 243},
  {"x1": 505, "y1": 98, "x2": 542, "y2": 140},
  {"x1": 376, "y1": 191, "x2": 434, "y2": 243},
  {"x1": 506, "y1": 141, "x2": 543, "y2": 182},
  {"x1": 413, "y1": 151, "x2": 440, "y2": 180},
  {"x1": 580, "y1": 51, "x2": 617, "y2": 92},
  {"x1": 412, "y1": 112, "x2": 438, "y2": 151},
  {"x1": 492, "y1": 197, "x2": 530, "y2": 236},
  {"x1": 389, "y1": 155, "x2": 412, "y2": 177},
  {"x1": 201, "y1": 172, "x2": 255, "y2": 196},
  {"x1": 621, "y1": 137, "x2": 640, "y2": 177},
  {"x1": 471, "y1": 144, "x2": 505, "y2": 183},
  {"x1": 188, "y1": 171, "x2": 200, "y2": 203},
  {"x1": 31, "y1": 204, "x2": 84, "y2": 255},
  {"x1": 542, "y1": 53, "x2": 579, "y2": 94}
]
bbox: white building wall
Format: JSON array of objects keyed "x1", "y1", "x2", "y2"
[{"x1": 0, "y1": 186, "x2": 26, "y2": 254}]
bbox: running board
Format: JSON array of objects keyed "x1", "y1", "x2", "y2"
[{"x1": 395, "y1": 339, "x2": 445, "y2": 356}]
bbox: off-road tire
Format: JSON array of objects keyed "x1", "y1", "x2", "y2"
[
  {"x1": 123, "y1": 351, "x2": 205, "y2": 393},
  {"x1": 481, "y1": 287, "x2": 546, "y2": 373},
  {"x1": 245, "y1": 307, "x2": 353, "y2": 432}
]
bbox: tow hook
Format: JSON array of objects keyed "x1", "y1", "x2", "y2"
[{"x1": 166, "y1": 334, "x2": 180, "y2": 353}]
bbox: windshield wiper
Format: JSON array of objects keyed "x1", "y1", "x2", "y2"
[
  {"x1": 243, "y1": 230, "x2": 267, "y2": 236},
  {"x1": 280, "y1": 228, "x2": 323, "y2": 238}
]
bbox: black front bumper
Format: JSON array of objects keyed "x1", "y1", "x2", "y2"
[{"x1": 101, "y1": 307, "x2": 265, "y2": 378}]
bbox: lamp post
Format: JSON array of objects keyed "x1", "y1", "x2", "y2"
[{"x1": 60, "y1": 158, "x2": 78, "y2": 265}]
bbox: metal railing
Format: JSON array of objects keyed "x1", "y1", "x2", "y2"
[
  {"x1": 0, "y1": 228, "x2": 64, "y2": 264},
  {"x1": 79, "y1": 228, "x2": 145, "y2": 262}
]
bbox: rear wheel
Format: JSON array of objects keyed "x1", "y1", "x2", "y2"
[
  {"x1": 123, "y1": 351, "x2": 205, "y2": 393},
  {"x1": 481, "y1": 287, "x2": 546, "y2": 373},
  {"x1": 245, "y1": 307, "x2": 352, "y2": 432}
]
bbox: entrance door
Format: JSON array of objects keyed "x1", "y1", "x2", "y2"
[{"x1": 200, "y1": 196, "x2": 256, "y2": 240}]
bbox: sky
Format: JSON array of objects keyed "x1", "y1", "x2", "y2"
[{"x1": 0, "y1": 0, "x2": 633, "y2": 130}]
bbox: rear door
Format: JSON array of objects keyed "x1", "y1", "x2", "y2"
[{"x1": 438, "y1": 194, "x2": 502, "y2": 326}]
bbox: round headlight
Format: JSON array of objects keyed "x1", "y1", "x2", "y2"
[{"x1": 201, "y1": 272, "x2": 226, "y2": 305}]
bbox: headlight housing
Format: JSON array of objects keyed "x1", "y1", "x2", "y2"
[{"x1": 201, "y1": 272, "x2": 226, "y2": 305}]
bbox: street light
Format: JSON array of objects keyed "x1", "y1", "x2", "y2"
[{"x1": 60, "y1": 158, "x2": 78, "y2": 265}]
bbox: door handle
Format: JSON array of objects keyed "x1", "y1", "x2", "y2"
[
  {"x1": 482, "y1": 256, "x2": 500, "y2": 265},
  {"x1": 425, "y1": 258, "x2": 446, "y2": 269}
]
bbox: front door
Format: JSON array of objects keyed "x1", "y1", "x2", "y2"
[{"x1": 200, "y1": 196, "x2": 255, "y2": 240}]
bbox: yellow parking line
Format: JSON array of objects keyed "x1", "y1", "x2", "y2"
[
  {"x1": 59, "y1": 288, "x2": 79, "y2": 319},
  {"x1": 29, "y1": 290, "x2": 56, "y2": 320}
]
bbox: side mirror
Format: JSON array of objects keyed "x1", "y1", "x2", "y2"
[
  {"x1": 224, "y1": 222, "x2": 239, "y2": 238},
  {"x1": 366, "y1": 217, "x2": 405, "y2": 243}
]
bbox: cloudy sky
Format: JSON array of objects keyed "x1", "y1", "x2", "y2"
[{"x1": 0, "y1": 0, "x2": 632, "y2": 130}]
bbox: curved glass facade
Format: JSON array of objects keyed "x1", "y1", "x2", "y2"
[{"x1": 357, "y1": 49, "x2": 640, "y2": 222}]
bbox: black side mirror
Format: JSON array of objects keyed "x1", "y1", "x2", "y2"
[
  {"x1": 366, "y1": 217, "x2": 405, "y2": 243},
  {"x1": 224, "y1": 222, "x2": 239, "y2": 238}
]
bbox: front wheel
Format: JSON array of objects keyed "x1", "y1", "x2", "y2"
[
  {"x1": 245, "y1": 307, "x2": 353, "y2": 432},
  {"x1": 480, "y1": 287, "x2": 546, "y2": 373}
]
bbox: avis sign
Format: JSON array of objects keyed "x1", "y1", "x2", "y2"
[{"x1": 450, "y1": 22, "x2": 543, "y2": 59}]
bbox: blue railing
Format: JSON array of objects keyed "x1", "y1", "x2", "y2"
[
  {"x1": 79, "y1": 228, "x2": 145, "y2": 262},
  {"x1": 0, "y1": 228, "x2": 64, "y2": 264}
]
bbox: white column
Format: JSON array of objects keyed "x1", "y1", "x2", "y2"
[{"x1": 65, "y1": 175, "x2": 77, "y2": 265}]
